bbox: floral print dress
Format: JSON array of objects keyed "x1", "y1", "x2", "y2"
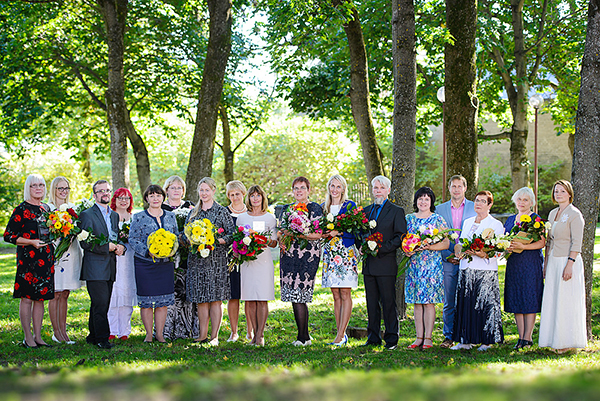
[
  {"x1": 404, "y1": 213, "x2": 447, "y2": 304},
  {"x1": 321, "y1": 201, "x2": 358, "y2": 288},
  {"x1": 4, "y1": 202, "x2": 55, "y2": 300}
]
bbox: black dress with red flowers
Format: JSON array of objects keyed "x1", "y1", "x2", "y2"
[{"x1": 4, "y1": 202, "x2": 55, "y2": 300}]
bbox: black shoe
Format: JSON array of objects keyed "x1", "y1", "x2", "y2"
[
  {"x1": 522, "y1": 340, "x2": 533, "y2": 348},
  {"x1": 21, "y1": 340, "x2": 38, "y2": 349},
  {"x1": 86, "y1": 336, "x2": 96, "y2": 345},
  {"x1": 514, "y1": 339, "x2": 524, "y2": 350},
  {"x1": 361, "y1": 341, "x2": 382, "y2": 347},
  {"x1": 384, "y1": 343, "x2": 398, "y2": 350},
  {"x1": 97, "y1": 341, "x2": 113, "y2": 349},
  {"x1": 35, "y1": 341, "x2": 52, "y2": 348}
]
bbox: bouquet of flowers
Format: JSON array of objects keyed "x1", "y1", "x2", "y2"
[
  {"x1": 118, "y1": 222, "x2": 130, "y2": 243},
  {"x1": 360, "y1": 232, "x2": 383, "y2": 261},
  {"x1": 280, "y1": 202, "x2": 317, "y2": 251},
  {"x1": 228, "y1": 225, "x2": 270, "y2": 272},
  {"x1": 173, "y1": 207, "x2": 191, "y2": 233},
  {"x1": 459, "y1": 228, "x2": 508, "y2": 261},
  {"x1": 74, "y1": 198, "x2": 95, "y2": 216},
  {"x1": 323, "y1": 204, "x2": 377, "y2": 240},
  {"x1": 184, "y1": 218, "x2": 217, "y2": 258},
  {"x1": 507, "y1": 214, "x2": 551, "y2": 253},
  {"x1": 418, "y1": 224, "x2": 460, "y2": 246},
  {"x1": 44, "y1": 206, "x2": 80, "y2": 260},
  {"x1": 147, "y1": 228, "x2": 178, "y2": 260},
  {"x1": 397, "y1": 233, "x2": 422, "y2": 273}
]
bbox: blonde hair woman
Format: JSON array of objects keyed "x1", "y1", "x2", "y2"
[{"x1": 185, "y1": 178, "x2": 235, "y2": 346}]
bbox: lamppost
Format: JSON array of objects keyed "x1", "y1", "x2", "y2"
[
  {"x1": 529, "y1": 94, "x2": 544, "y2": 213},
  {"x1": 437, "y1": 86, "x2": 446, "y2": 201}
]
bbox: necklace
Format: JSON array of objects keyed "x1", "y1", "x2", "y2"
[{"x1": 229, "y1": 204, "x2": 247, "y2": 214}]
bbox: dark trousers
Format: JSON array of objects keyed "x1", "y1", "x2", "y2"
[
  {"x1": 364, "y1": 274, "x2": 399, "y2": 346},
  {"x1": 86, "y1": 280, "x2": 114, "y2": 344}
]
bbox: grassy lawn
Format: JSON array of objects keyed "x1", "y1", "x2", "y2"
[{"x1": 1, "y1": 249, "x2": 600, "y2": 400}]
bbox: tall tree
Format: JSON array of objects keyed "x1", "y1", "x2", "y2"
[
  {"x1": 391, "y1": 0, "x2": 417, "y2": 319},
  {"x1": 332, "y1": 0, "x2": 385, "y2": 184},
  {"x1": 445, "y1": 0, "x2": 478, "y2": 199},
  {"x1": 186, "y1": 0, "x2": 233, "y2": 201},
  {"x1": 571, "y1": 0, "x2": 600, "y2": 340}
]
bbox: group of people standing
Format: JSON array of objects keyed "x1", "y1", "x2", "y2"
[
  {"x1": 4, "y1": 172, "x2": 588, "y2": 353},
  {"x1": 403, "y1": 175, "x2": 586, "y2": 353}
]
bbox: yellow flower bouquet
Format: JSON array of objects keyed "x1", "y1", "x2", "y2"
[
  {"x1": 184, "y1": 218, "x2": 217, "y2": 258},
  {"x1": 147, "y1": 228, "x2": 178, "y2": 261}
]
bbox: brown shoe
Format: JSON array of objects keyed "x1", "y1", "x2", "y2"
[{"x1": 440, "y1": 338, "x2": 454, "y2": 348}]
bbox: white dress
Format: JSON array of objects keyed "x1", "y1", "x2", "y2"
[
  {"x1": 110, "y1": 220, "x2": 137, "y2": 308},
  {"x1": 48, "y1": 203, "x2": 84, "y2": 291},
  {"x1": 237, "y1": 212, "x2": 277, "y2": 301},
  {"x1": 538, "y1": 223, "x2": 587, "y2": 349}
]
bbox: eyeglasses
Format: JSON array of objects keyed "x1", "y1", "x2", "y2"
[
  {"x1": 95, "y1": 189, "x2": 112, "y2": 194},
  {"x1": 293, "y1": 186, "x2": 307, "y2": 192},
  {"x1": 117, "y1": 196, "x2": 131, "y2": 201},
  {"x1": 30, "y1": 184, "x2": 45, "y2": 188},
  {"x1": 57, "y1": 187, "x2": 70, "y2": 192},
  {"x1": 169, "y1": 186, "x2": 183, "y2": 191}
]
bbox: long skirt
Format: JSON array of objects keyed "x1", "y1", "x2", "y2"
[{"x1": 452, "y1": 268, "x2": 504, "y2": 345}]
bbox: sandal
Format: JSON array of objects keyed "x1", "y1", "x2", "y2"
[
  {"x1": 407, "y1": 337, "x2": 423, "y2": 349},
  {"x1": 422, "y1": 337, "x2": 433, "y2": 349}
]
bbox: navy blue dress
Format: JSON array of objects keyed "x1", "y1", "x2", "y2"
[{"x1": 503, "y1": 214, "x2": 544, "y2": 314}]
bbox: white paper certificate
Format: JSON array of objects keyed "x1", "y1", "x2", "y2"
[{"x1": 253, "y1": 220, "x2": 266, "y2": 231}]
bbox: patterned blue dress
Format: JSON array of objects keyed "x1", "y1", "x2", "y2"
[
  {"x1": 404, "y1": 213, "x2": 447, "y2": 304},
  {"x1": 503, "y1": 214, "x2": 544, "y2": 314}
]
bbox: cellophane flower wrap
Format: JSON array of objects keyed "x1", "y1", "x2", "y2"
[
  {"x1": 228, "y1": 225, "x2": 270, "y2": 272},
  {"x1": 280, "y1": 202, "x2": 317, "y2": 251},
  {"x1": 397, "y1": 233, "x2": 422, "y2": 274},
  {"x1": 459, "y1": 228, "x2": 508, "y2": 262},
  {"x1": 418, "y1": 224, "x2": 460, "y2": 246},
  {"x1": 173, "y1": 208, "x2": 191, "y2": 233},
  {"x1": 360, "y1": 232, "x2": 383, "y2": 261},
  {"x1": 184, "y1": 218, "x2": 218, "y2": 258},
  {"x1": 147, "y1": 228, "x2": 178, "y2": 261},
  {"x1": 323, "y1": 204, "x2": 376, "y2": 240}
]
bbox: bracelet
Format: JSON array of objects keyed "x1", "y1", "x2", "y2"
[{"x1": 568, "y1": 257, "x2": 576, "y2": 262}]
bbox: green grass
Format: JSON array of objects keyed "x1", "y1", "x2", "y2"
[{"x1": 1, "y1": 251, "x2": 600, "y2": 401}]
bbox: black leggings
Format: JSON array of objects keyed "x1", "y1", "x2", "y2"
[{"x1": 292, "y1": 302, "x2": 310, "y2": 342}]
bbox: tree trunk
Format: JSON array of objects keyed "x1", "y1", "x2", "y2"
[
  {"x1": 126, "y1": 116, "x2": 152, "y2": 192},
  {"x1": 445, "y1": 0, "x2": 478, "y2": 199},
  {"x1": 332, "y1": 0, "x2": 385, "y2": 186},
  {"x1": 391, "y1": 0, "x2": 417, "y2": 320},
  {"x1": 508, "y1": 0, "x2": 530, "y2": 192},
  {"x1": 571, "y1": 0, "x2": 600, "y2": 340},
  {"x1": 97, "y1": 0, "x2": 130, "y2": 190},
  {"x1": 186, "y1": 0, "x2": 233, "y2": 202},
  {"x1": 220, "y1": 105, "x2": 234, "y2": 184}
]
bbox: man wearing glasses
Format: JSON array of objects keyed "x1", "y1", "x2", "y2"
[{"x1": 79, "y1": 180, "x2": 125, "y2": 349}]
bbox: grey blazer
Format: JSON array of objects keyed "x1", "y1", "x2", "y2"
[
  {"x1": 547, "y1": 203, "x2": 584, "y2": 257},
  {"x1": 79, "y1": 204, "x2": 120, "y2": 281}
]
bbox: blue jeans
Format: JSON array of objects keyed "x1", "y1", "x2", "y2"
[{"x1": 443, "y1": 262, "x2": 459, "y2": 340}]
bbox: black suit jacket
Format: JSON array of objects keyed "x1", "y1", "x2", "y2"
[
  {"x1": 79, "y1": 204, "x2": 119, "y2": 281},
  {"x1": 362, "y1": 200, "x2": 407, "y2": 276}
]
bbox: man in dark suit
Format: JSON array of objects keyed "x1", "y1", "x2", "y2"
[
  {"x1": 435, "y1": 175, "x2": 475, "y2": 348},
  {"x1": 79, "y1": 180, "x2": 125, "y2": 349},
  {"x1": 362, "y1": 176, "x2": 407, "y2": 350}
]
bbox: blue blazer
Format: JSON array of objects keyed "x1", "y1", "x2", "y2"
[{"x1": 436, "y1": 199, "x2": 476, "y2": 266}]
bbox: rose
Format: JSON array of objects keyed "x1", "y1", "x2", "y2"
[
  {"x1": 327, "y1": 213, "x2": 334, "y2": 222},
  {"x1": 368, "y1": 240, "x2": 377, "y2": 251},
  {"x1": 327, "y1": 223, "x2": 335, "y2": 230},
  {"x1": 200, "y1": 248, "x2": 210, "y2": 258},
  {"x1": 77, "y1": 230, "x2": 90, "y2": 241},
  {"x1": 242, "y1": 236, "x2": 252, "y2": 246},
  {"x1": 369, "y1": 220, "x2": 377, "y2": 229},
  {"x1": 545, "y1": 222, "x2": 552, "y2": 230}
]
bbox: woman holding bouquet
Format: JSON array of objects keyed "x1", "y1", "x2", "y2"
[
  {"x1": 539, "y1": 180, "x2": 586, "y2": 353},
  {"x1": 404, "y1": 187, "x2": 449, "y2": 349},
  {"x1": 185, "y1": 177, "x2": 235, "y2": 346},
  {"x1": 130, "y1": 185, "x2": 178, "y2": 343},
  {"x1": 504, "y1": 187, "x2": 545, "y2": 350},
  {"x1": 107, "y1": 188, "x2": 137, "y2": 341},
  {"x1": 161, "y1": 176, "x2": 199, "y2": 341},
  {"x1": 321, "y1": 174, "x2": 358, "y2": 346},
  {"x1": 225, "y1": 180, "x2": 249, "y2": 343},
  {"x1": 236, "y1": 185, "x2": 277, "y2": 346},
  {"x1": 47, "y1": 176, "x2": 82, "y2": 344},
  {"x1": 452, "y1": 191, "x2": 505, "y2": 351},
  {"x1": 279, "y1": 176, "x2": 323, "y2": 346},
  {"x1": 4, "y1": 174, "x2": 54, "y2": 348}
]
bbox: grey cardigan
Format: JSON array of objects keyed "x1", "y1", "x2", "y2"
[
  {"x1": 547, "y1": 203, "x2": 584, "y2": 258},
  {"x1": 129, "y1": 209, "x2": 179, "y2": 262}
]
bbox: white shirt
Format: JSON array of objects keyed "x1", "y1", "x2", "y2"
[{"x1": 458, "y1": 214, "x2": 505, "y2": 271}]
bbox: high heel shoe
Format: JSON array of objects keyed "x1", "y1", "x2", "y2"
[
  {"x1": 333, "y1": 334, "x2": 348, "y2": 346},
  {"x1": 22, "y1": 340, "x2": 38, "y2": 349},
  {"x1": 34, "y1": 340, "x2": 52, "y2": 348},
  {"x1": 52, "y1": 334, "x2": 62, "y2": 344},
  {"x1": 421, "y1": 337, "x2": 433, "y2": 349},
  {"x1": 407, "y1": 337, "x2": 423, "y2": 349},
  {"x1": 514, "y1": 339, "x2": 524, "y2": 350}
]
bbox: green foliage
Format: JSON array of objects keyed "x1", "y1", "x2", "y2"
[{"x1": 0, "y1": 156, "x2": 24, "y2": 226}]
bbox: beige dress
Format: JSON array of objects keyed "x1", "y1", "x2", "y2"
[{"x1": 237, "y1": 212, "x2": 277, "y2": 301}]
